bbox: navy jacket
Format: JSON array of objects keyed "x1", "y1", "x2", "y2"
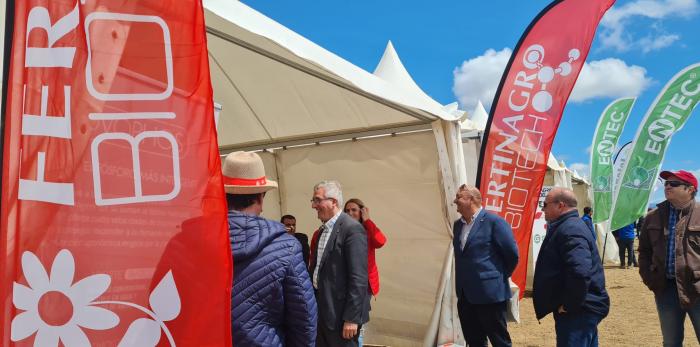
[
  {"x1": 533, "y1": 210, "x2": 609, "y2": 320},
  {"x1": 229, "y1": 211, "x2": 317, "y2": 346},
  {"x1": 453, "y1": 209, "x2": 519, "y2": 304}
]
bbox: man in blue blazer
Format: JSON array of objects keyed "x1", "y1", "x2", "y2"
[{"x1": 453, "y1": 184, "x2": 519, "y2": 347}]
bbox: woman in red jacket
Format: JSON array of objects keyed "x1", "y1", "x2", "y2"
[
  {"x1": 344, "y1": 198, "x2": 387, "y2": 296},
  {"x1": 343, "y1": 198, "x2": 387, "y2": 345}
]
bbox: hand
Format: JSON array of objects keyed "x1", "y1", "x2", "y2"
[
  {"x1": 361, "y1": 206, "x2": 370, "y2": 222},
  {"x1": 342, "y1": 322, "x2": 358, "y2": 340},
  {"x1": 557, "y1": 305, "x2": 567, "y2": 314}
]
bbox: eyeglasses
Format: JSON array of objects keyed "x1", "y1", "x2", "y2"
[
  {"x1": 542, "y1": 201, "x2": 559, "y2": 208},
  {"x1": 310, "y1": 197, "x2": 334, "y2": 204},
  {"x1": 665, "y1": 181, "x2": 688, "y2": 188}
]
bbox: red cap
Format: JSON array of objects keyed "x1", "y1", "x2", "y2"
[{"x1": 660, "y1": 170, "x2": 698, "y2": 190}]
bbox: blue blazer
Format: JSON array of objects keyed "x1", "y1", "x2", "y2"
[{"x1": 453, "y1": 209, "x2": 519, "y2": 304}]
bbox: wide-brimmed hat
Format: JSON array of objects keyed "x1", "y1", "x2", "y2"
[
  {"x1": 222, "y1": 151, "x2": 278, "y2": 194},
  {"x1": 660, "y1": 169, "x2": 698, "y2": 190}
]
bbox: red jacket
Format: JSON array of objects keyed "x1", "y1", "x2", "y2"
[{"x1": 309, "y1": 218, "x2": 387, "y2": 295}]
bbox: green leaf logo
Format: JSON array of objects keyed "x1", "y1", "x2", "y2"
[
  {"x1": 593, "y1": 176, "x2": 610, "y2": 192},
  {"x1": 623, "y1": 166, "x2": 655, "y2": 190}
]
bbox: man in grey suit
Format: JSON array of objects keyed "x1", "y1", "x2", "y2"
[
  {"x1": 309, "y1": 180, "x2": 369, "y2": 347},
  {"x1": 453, "y1": 184, "x2": 519, "y2": 347}
]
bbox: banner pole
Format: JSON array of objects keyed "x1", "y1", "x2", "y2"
[
  {"x1": 602, "y1": 232, "x2": 608, "y2": 263},
  {"x1": 1, "y1": 0, "x2": 14, "y2": 176}
]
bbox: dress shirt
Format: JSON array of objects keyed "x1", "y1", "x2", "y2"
[
  {"x1": 313, "y1": 210, "x2": 342, "y2": 289},
  {"x1": 460, "y1": 207, "x2": 482, "y2": 250}
]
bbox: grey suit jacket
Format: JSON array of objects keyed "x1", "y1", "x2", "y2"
[{"x1": 313, "y1": 212, "x2": 369, "y2": 330}]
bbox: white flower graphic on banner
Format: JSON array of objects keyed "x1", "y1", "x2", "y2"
[
  {"x1": 11, "y1": 249, "x2": 181, "y2": 346},
  {"x1": 11, "y1": 249, "x2": 119, "y2": 346}
]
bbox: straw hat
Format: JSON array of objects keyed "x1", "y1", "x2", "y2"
[{"x1": 222, "y1": 151, "x2": 278, "y2": 194}]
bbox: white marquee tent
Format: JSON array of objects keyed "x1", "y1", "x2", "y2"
[
  {"x1": 203, "y1": 0, "x2": 473, "y2": 345},
  {"x1": 209, "y1": 0, "x2": 597, "y2": 344}
]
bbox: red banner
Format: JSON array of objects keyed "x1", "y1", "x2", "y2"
[
  {"x1": 1, "y1": 1, "x2": 232, "y2": 346},
  {"x1": 476, "y1": 0, "x2": 614, "y2": 296}
]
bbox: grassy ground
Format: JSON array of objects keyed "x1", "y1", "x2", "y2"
[{"x1": 510, "y1": 265, "x2": 700, "y2": 346}]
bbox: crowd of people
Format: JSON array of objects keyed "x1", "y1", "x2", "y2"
[
  {"x1": 224, "y1": 151, "x2": 385, "y2": 346},
  {"x1": 222, "y1": 150, "x2": 700, "y2": 347}
]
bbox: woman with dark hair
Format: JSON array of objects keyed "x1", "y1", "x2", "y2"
[{"x1": 343, "y1": 198, "x2": 387, "y2": 345}]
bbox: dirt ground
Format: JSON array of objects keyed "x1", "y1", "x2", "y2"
[{"x1": 510, "y1": 265, "x2": 700, "y2": 347}]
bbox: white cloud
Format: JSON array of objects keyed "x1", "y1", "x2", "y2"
[
  {"x1": 639, "y1": 34, "x2": 680, "y2": 53},
  {"x1": 452, "y1": 48, "x2": 512, "y2": 111},
  {"x1": 453, "y1": 50, "x2": 651, "y2": 110},
  {"x1": 570, "y1": 162, "x2": 591, "y2": 179},
  {"x1": 570, "y1": 58, "x2": 652, "y2": 102},
  {"x1": 600, "y1": 0, "x2": 698, "y2": 52},
  {"x1": 602, "y1": 0, "x2": 697, "y2": 25}
]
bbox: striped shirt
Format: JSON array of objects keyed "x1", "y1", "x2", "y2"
[
  {"x1": 666, "y1": 207, "x2": 679, "y2": 279},
  {"x1": 313, "y1": 211, "x2": 341, "y2": 289}
]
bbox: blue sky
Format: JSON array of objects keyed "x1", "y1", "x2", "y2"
[{"x1": 241, "y1": 0, "x2": 700, "y2": 203}]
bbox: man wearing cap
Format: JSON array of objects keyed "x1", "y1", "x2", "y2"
[
  {"x1": 639, "y1": 169, "x2": 700, "y2": 346},
  {"x1": 224, "y1": 151, "x2": 317, "y2": 346},
  {"x1": 308, "y1": 180, "x2": 369, "y2": 347}
]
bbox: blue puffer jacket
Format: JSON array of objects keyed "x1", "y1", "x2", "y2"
[
  {"x1": 613, "y1": 223, "x2": 636, "y2": 240},
  {"x1": 229, "y1": 211, "x2": 317, "y2": 346}
]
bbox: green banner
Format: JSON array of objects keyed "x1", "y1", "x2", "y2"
[
  {"x1": 590, "y1": 98, "x2": 636, "y2": 223},
  {"x1": 610, "y1": 63, "x2": 700, "y2": 230}
]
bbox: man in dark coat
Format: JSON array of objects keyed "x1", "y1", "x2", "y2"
[
  {"x1": 452, "y1": 184, "x2": 519, "y2": 347},
  {"x1": 282, "y1": 214, "x2": 311, "y2": 268},
  {"x1": 225, "y1": 151, "x2": 317, "y2": 346},
  {"x1": 534, "y1": 187, "x2": 609, "y2": 347},
  {"x1": 309, "y1": 180, "x2": 369, "y2": 347}
]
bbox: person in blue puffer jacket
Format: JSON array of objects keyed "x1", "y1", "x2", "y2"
[
  {"x1": 224, "y1": 151, "x2": 317, "y2": 346},
  {"x1": 612, "y1": 223, "x2": 637, "y2": 269}
]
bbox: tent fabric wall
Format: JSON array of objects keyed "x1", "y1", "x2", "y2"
[
  {"x1": 425, "y1": 120, "x2": 466, "y2": 346},
  {"x1": 260, "y1": 151, "x2": 282, "y2": 220},
  {"x1": 596, "y1": 222, "x2": 620, "y2": 265},
  {"x1": 206, "y1": 24, "x2": 432, "y2": 151},
  {"x1": 461, "y1": 135, "x2": 481, "y2": 186}
]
